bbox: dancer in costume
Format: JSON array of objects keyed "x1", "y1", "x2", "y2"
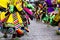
[
  {"x1": 0, "y1": 0, "x2": 10, "y2": 38},
  {"x1": 54, "y1": 8, "x2": 60, "y2": 34}
]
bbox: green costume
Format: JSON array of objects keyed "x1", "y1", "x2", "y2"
[
  {"x1": 9, "y1": 5, "x2": 14, "y2": 13},
  {"x1": 50, "y1": 14, "x2": 55, "y2": 24},
  {"x1": 42, "y1": 14, "x2": 49, "y2": 22}
]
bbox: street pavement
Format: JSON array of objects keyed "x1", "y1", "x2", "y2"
[
  {"x1": 0, "y1": 19, "x2": 60, "y2": 40},
  {"x1": 20, "y1": 20, "x2": 60, "y2": 40}
]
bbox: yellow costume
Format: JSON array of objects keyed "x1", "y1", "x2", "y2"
[
  {"x1": 0, "y1": 0, "x2": 9, "y2": 8},
  {"x1": 14, "y1": 0, "x2": 23, "y2": 11},
  {"x1": 6, "y1": 12, "x2": 23, "y2": 27},
  {"x1": 0, "y1": 0, "x2": 9, "y2": 21},
  {"x1": 57, "y1": 0, "x2": 60, "y2": 4},
  {"x1": 0, "y1": 12, "x2": 6, "y2": 21},
  {"x1": 54, "y1": 8, "x2": 60, "y2": 22}
]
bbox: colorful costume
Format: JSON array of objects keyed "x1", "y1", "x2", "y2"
[{"x1": 0, "y1": 0, "x2": 34, "y2": 37}]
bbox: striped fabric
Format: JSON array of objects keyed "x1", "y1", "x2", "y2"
[{"x1": 13, "y1": 13, "x2": 20, "y2": 29}]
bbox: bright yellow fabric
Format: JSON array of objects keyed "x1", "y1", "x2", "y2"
[
  {"x1": 54, "y1": 14, "x2": 60, "y2": 22},
  {"x1": 53, "y1": 8, "x2": 60, "y2": 22},
  {"x1": 14, "y1": 0, "x2": 22, "y2": 11},
  {"x1": 7, "y1": 14, "x2": 14, "y2": 24},
  {"x1": 57, "y1": 0, "x2": 60, "y2": 4},
  {"x1": 0, "y1": 0, "x2": 9, "y2": 8},
  {"x1": 0, "y1": 12, "x2": 6, "y2": 20},
  {"x1": 54, "y1": 12, "x2": 60, "y2": 22},
  {"x1": 14, "y1": 0, "x2": 22, "y2": 6},
  {"x1": 15, "y1": 4, "x2": 23, "y2": 11},
  {"x1": 16, "y1": 12, "x2": 23, "y2": 25},
  {"x1": 10, "y1": 0, "x2": 15, "y2": 4}
]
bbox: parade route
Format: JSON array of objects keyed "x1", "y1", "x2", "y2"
[
  {"x1": 0, "y1": 20, "x2": 60, "y2": 40},
  {"x1": 20, "y1": 20, "x2": 60, "y2": 40}
]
